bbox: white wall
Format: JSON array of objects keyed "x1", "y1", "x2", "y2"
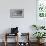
[{"x1": 0, "y1": 0, "x2": 36, "y2": 42}]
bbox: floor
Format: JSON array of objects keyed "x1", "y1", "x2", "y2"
[{"x1": 0, "y1": 42, "x2": 46, "y2": 46}]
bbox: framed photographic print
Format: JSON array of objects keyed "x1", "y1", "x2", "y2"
[{"x1": 10, "y1": 9, "x2": 24, "y2": 18}]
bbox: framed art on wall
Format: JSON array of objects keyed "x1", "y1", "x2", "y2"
[{"x1": 10, "y1": 9, "x2": 24, "y2": 18}]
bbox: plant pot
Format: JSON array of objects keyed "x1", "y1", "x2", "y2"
[
  {"x1": 40, "y1": 38, "x2": 45, "y2": 43},
  {"x1": 37, "y1": 39, "x2": 45, "y2": 44},
  {"x1": 37, "y1": 39, "x2": 40, "y2": 43}
]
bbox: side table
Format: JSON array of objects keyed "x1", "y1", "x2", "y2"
[{"x1": 4, "y1": 33, "x2": 18, "y2": 46}]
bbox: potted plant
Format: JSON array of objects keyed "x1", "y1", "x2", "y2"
[{"x1": 33, "y1": 32, "x2": 46, "y2": 43}]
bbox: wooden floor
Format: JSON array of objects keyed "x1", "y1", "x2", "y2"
[{"x1": 0, "y1": 42, "x2": 46, "y2": 46}]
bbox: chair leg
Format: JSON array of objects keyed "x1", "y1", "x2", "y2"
[
  {"x1": 17, "y1": 34, "x2": 18, "y2": 46},
  {"x1": 4, "y1": 33, "x2": 7, "y2": 46},
  {"x1": 5, "y1": 41, "x2": 7, "y2": 46}
]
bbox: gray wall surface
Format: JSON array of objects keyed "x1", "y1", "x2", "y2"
[{"x1": 0, "y1": 0, "x2": 36, "y2": 42}]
